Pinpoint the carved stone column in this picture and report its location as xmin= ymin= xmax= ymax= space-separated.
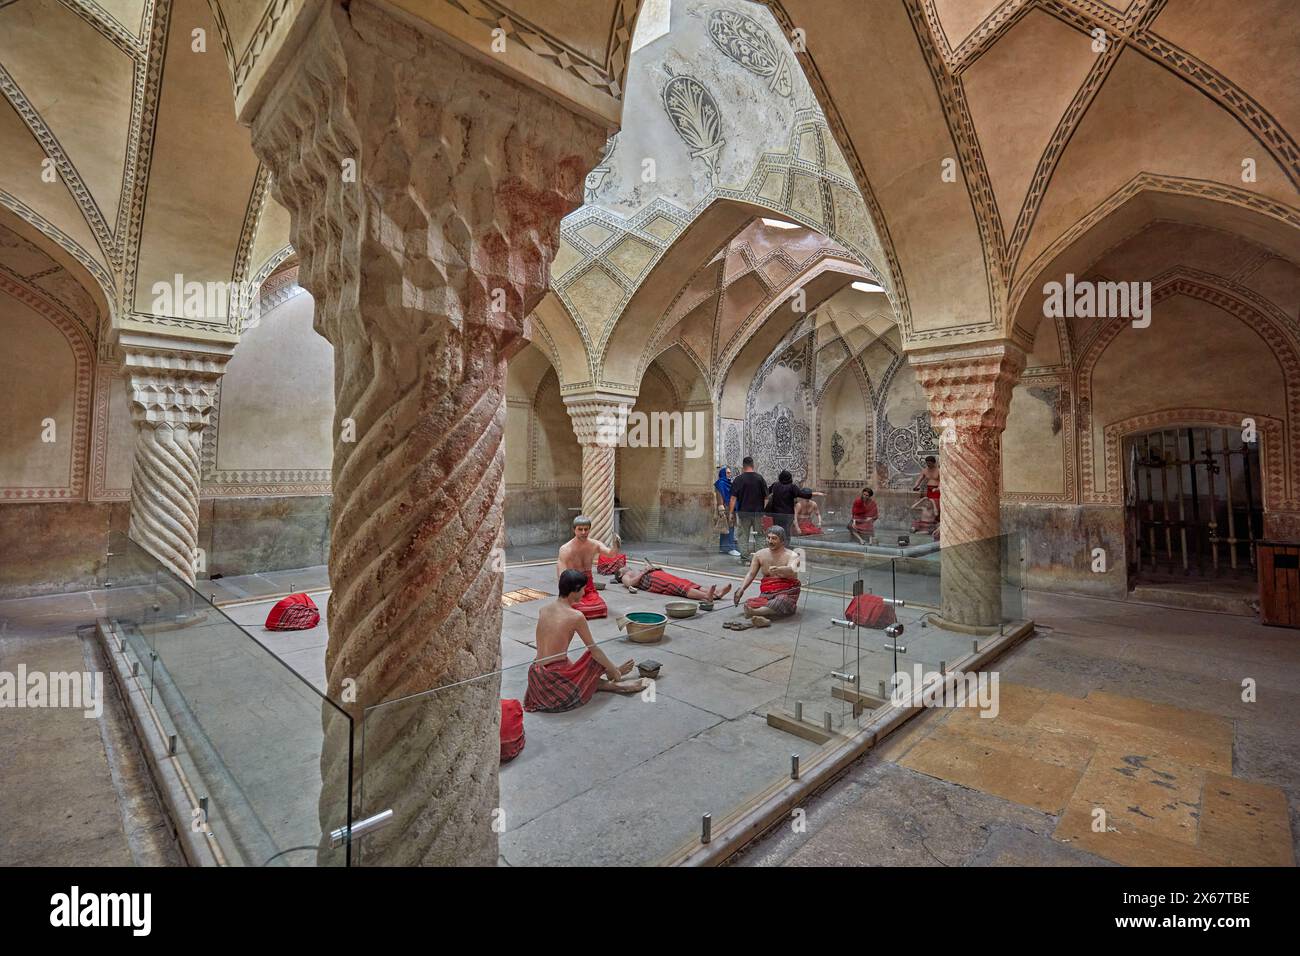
xmin=564 ymin=393 xmax=630 ymax=547
xmin=122 ymin=339 xmax=228 ymax=585
xmin=909 ymin=343 xmax=1025 ymax=629
xmin=248 ymin=1 xmax=605 ymax=865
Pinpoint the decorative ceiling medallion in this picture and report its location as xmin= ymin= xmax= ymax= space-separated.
xmin=706 ymin=8 xmax=792 ymax=98
xmin=662 ymin=67 xmax=726 ymax=179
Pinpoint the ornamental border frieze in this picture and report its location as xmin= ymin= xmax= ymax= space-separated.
xmin=89 ymin=361 xmax=129 ymax=501
xmin=120 ymin=0 xmax=171 ymax=316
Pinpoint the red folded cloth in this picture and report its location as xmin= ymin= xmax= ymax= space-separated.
xmin=500 ymin=699 xmax=525 ymax=762
xmin=265 ymin=592 xmax=320 ymax=630
xmin=844 ymin=594 xmax=897 ymax=629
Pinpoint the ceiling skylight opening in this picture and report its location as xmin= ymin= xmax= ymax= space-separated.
xmin=761 ymin=218 xmax=801 ymax=230
xmin=851 ymin=280 xmax=885 ymax=294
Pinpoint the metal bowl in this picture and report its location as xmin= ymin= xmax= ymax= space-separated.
xmin=665 ymin=601 xmax=698 ymax=619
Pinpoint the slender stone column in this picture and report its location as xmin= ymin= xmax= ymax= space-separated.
xmin=123 ymin=343 xmax=227 ymax=585
xmin=248 ymin=1 xmax=605 ymax=865
xmin=909 ymin=343 xmax=1025 ymax=629
xmin=564 ymin=394 xmax=630 ymax=546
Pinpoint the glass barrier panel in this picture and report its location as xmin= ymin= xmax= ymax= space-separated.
xmin=104 ymin=531 xmax=353 ymax=866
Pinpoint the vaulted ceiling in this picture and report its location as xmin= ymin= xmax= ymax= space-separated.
xmin=0 ymin=0 xmax=294 ymax=352
xmin=764 ymin=0 xmax=1300 ymax=347
xmin=3 ymin=0 xmax=1296 ymax=366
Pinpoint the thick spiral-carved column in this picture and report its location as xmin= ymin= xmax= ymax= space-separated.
xmin=910 ymin=343 xmax=1025 ymax=629
xmin=249 ymin=1 xmax=605 ymax=865
xmin=565 ymin=394 xmax=629 ymax=546
xmin=124 ymin=346 xmax=225 ymax=585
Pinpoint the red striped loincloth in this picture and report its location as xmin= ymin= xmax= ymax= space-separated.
xmin=523 ymin=650 xmax=606 ymax=713
xmin=597 ymin=553 xmax=627 ymax=575
xmin=643 ymin=568 xmax=697 ymax=597
xmin=745 ymin=575 xmax=801 ymax=617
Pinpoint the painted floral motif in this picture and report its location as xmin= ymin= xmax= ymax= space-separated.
xmin=831 ymin=431 xmax=845 ymax=475
xmin=707 ymin=8 xmax=793 ymax=98
xmin=662 ymin=68 xmax=725 ymax=177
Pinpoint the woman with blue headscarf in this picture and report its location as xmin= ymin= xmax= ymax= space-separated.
xmin=714 ymin=466 xmax=740 ymax=556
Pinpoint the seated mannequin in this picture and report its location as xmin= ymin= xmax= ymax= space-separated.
xmin=794 ymin=495 xmax=824 ymax=535
xmin=524 ymin=570 xmax=647 ymax=712
xmin=733 ymin=527 xmax=802 ymax=619
xmin=615 ymin=559 xmax=732 ymax=601
xmin=911 ymin=496 xmax=939 ymax=535
xmin=849 ymin=488 xmax=878 ymax=544
xmin=556 ymin=514 xmax=621 ymax=619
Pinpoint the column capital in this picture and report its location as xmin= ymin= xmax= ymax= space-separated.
xmin=249 ymin=1 xmax=606 ymax=358
xmin=563 ymin=390 xmax=637 ymax=446
xmin=121 ymin=333 xmax=231 ymax=429
xmin=908 ymin=341 xmax=1026 ymax=432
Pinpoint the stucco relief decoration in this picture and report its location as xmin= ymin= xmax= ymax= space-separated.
xmin=706 ymin=8 xmax=792 ymax=98
xmin=662 ymin=67 xmax=725 ymax=179
xmin=584 ymin=133 xmax=619 ymax=204
xmin=751 ymin=402 xmax=808 ymax=484
xmin=880 ymin=413 xmax=938 ymax=488
xmin=831 ymin=431 xmax=845 ymax=476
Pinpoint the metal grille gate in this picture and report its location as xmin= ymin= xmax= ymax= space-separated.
xmin=1123 ymin=427 xmax=1264 ymax=583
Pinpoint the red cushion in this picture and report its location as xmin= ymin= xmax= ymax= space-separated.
xmin=500 ymin=699 xmax=525 ymax=763
xmin=845 ymin=594 xmax=897 ymax=629
xmin=265 ymin=592 xmax=320 ymax=630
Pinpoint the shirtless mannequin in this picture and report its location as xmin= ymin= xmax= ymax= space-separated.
xmin=733 ymin=527 xmax=803 ymax=618
xmin=615 ymin=559 xmax=732 ymax=601
xmin=557 ymin=515 xmax=621 ymax=619
xmin=557 ymin=515 xmax=620 ymax=577
xmin=913 ymin=455 xmax=940 ymax=501
xmin=524 ymin=569 xmax=646 ymax=712
xmin=794 ymin=495 xmax=823 ymax=533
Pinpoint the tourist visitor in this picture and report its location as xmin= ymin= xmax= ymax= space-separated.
xmin=714 ymin=466 xmax=740 ymax=555
xmin=729 ymin=456 xmax=769 ymax=563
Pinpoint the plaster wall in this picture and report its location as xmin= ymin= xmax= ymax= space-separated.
xmin=0 ymin=292 xmax=77 ymax=492
xmin=206 ymin=290 xmax=333 ymax=484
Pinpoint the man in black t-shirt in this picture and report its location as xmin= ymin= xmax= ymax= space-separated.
xmin=728 ymin=456 xmax=768 ymax=562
